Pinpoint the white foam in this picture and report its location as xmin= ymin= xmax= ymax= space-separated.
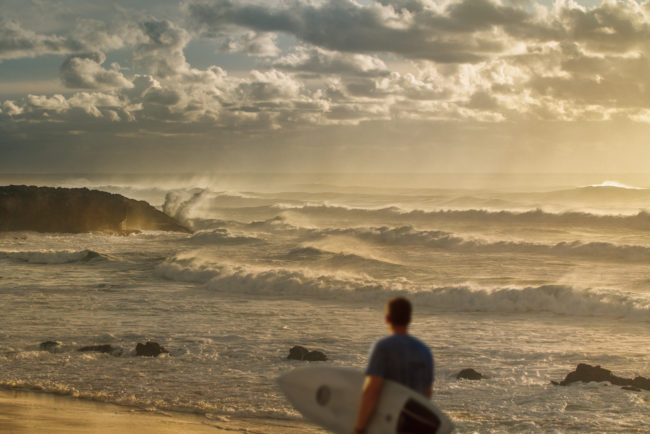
xmin=156 ymin=256 xmax=650 ymax=320
xmin=188 ymin=229 xmax=263 ymax=244
xmin=300 ymin=226 xmax=650 ymax=262
xmin=590 ymin=181 xmax=645 ymax=190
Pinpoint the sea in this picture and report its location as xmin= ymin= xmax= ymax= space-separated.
xmin=0 ymin=173 xmax=648 ymax=432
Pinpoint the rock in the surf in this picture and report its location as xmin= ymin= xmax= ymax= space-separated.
xmin=455 ymin=368 xmax=484 ymax=380
xmin=554 ymin=363 xmax=650 ymax=391
xmin=0 ymin=185 xmax=190 ymax=234
xmin=39 ymin=341 xmax=62 ymax=352
xmin=287 ymin=345 xmax=327 ymax=361
xmin=78 ymin=344 xmax=122 ymax=356
xmin=288 ymin=346 xmax=309 ymax=360
xmin=304 ymin=350 xmax=328 ymax=361
xmin=136 ymin=341 xmax=169 ymax=357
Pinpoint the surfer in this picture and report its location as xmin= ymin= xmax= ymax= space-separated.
xmin=351 ymin=297 xmax=434 ymax=434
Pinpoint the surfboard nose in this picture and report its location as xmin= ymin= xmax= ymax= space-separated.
xmin=277 ymin=367 xmax=311 ymax=395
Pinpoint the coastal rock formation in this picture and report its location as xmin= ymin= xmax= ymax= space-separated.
xmin=39 ymin=341 xmax=62 ymax=352
xmin=0 ymin=185 xmax=190 ymax=234
xmin=455 ymin=368 xmax=485 ymax=380
xmin=136 ymin=342 xmax=169 ymax=357
xmin=287 ymin=345 xmax=328 ymax=361
xmin=553 ymin=363 xmax=650 ymax=391
xmin=78 ymin=344 xmax=122 ymax=356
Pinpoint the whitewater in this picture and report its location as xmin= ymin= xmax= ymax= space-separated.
xmin=0 ymin=174 xmax=648 ymax=432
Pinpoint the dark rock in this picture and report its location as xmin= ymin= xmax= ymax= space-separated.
xmin=622 ymin=386 xmax=641 ymax=392
xmin=78 ymin=344 xmax=122 ymax=356
xmin=632 ymin=376 xmax=650 ymax=390
xmin=287 ymin=346 xmax=309 ymax=360
xmin=455 ymin=368 xmax=484 ymax=380
xmin=555 ymin=364 xmax=649 ymax=391
xmin=0 ymin=185 xmax=190 ymax=234
xmin=39 ymin=341 xmax=62 ymax=352
xmin=136 ymin=341 xmax=169 ymax=357
xmin=304 ymin=350 xmax=327 ymax=362
xmin=287 ymin=345 xmax=327 ymax=361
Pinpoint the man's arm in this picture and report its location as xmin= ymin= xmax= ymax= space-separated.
xmin=426 ymin=385 xmax=432 ymax=399
xmin=350 ymin=375 xmax=383 ymax=434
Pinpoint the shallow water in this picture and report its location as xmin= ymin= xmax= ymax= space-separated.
xmin=0 ymin=175 xmax=649 ymax=432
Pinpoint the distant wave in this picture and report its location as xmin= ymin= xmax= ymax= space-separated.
xmin=0 ymin=249 xmax=104 ymax=264
xmin=284 ymin=246 xmax=400 ymax=269
xmin=311 ymin=226 xmax=650 ymax=262
xmin=183 ymin=220 xmax=650 ymax=263
xmin=159 ymin=185 xmax=650 ymax=230
xmin=187 ymin=204 xmax=650 ymax=231
xmin=588 ymin=181 xmax=645 ymax=190
xmin=188 ymin=229 xmax=263 ymax=244
xmin=275 ymin=206 xmax=650 ymax=231
xmin=155 ymin=257 xmax=649 ymax=320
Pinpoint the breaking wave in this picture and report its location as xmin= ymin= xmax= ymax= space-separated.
xmin=312 ymin=226 xmax=650 ymax=262
xmin=0 ymin=249 xmax=104 ymax=264
xmin=188 ymin=229 xmax=263 ymax=244
xmin=155 ymin=256 xmax=649 ymax=320
xmin=279 ymin=206 xmax=650 ymax=230
xmin=284 ymin=246 xmax=400 ymax=269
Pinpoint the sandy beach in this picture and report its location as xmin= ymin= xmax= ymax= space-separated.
xmin=0 ymin=390 xmax=324 ymax=433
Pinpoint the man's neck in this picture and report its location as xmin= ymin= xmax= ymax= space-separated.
xmin=390 ymin=325 xmax=408 ymax=335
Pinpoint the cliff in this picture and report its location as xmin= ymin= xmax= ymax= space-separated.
xmin=0 ymin=185 xmax=190 ymax=234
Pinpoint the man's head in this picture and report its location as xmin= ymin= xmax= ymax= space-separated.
xmin=385 ymin=297 xmax=412 ymax=327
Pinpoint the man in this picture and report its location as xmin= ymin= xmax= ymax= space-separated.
xmin=351 ymin=297 xmax=434 ymax=434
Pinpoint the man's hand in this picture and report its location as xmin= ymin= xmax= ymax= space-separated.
xmin=350 ymin=375 xmax=383 ymax=434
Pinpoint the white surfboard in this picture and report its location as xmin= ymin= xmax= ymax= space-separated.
xmin=278 ymin=366 xmax=454 ymax=434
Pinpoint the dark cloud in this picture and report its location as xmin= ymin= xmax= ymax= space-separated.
xmin=558 ymin=1 xmax=650 ymax=52
xmin=133 ymin=19 xmax=191 ymax=77
xmin=0 ymin=20 xmax=82 ymax=59
xmin=186 ymin=0 xmax=502 ymax=63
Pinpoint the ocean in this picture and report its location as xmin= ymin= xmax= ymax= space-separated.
xmin=0 ymin=173 xmax=648 ymax=432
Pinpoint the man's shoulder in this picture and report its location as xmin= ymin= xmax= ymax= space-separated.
xmin=373 ymin=334 xmax=430 ymax=351
xmin=372 ymin=334 xmax=402 ymax=349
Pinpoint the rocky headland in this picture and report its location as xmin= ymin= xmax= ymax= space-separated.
xmin=0 ymin=185 xmax=190 ymax=234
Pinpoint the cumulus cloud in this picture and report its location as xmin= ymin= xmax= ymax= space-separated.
xmin=133 ymin=19 xmax=192 ymax=77
xmin=271 ymin=46 xmax=390 ymax=77
xmin=186 ymin=0 xmax=511 ymax=63
xmin=0 ymin=16 xmax=137 ymax=60
xmin=5 ymin=0 xmax=650 ymax=137
xmin=185 ymin=0 xmax=650 ymax=66
xmin=213 ymin=30 xmax=280 ymax=56
xmin=0 ymin=20 xmax=81 ymax=59
xmin=60 ymin=52 xmax=133 ymax=90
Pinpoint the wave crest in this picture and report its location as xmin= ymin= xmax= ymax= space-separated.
xmin=0 ymin=249 xmax=104 ymax=264
xmin=188 ymin=229 xmax=263 ymax=244
xmin=155 ymin=256 xmax=649 ymax=320
xmin=306 ymin=226 xmax=650 ymax=262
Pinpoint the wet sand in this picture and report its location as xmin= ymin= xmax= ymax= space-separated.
xmin=0 ymin=389 xmax=324 ymax=433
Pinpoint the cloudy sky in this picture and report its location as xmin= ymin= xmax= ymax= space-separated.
xmin=1 ymin=0 xmax=650 ymax=174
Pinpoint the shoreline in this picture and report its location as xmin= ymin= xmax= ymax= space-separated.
xmin=0 ymin=389 xmax=324 ymax=433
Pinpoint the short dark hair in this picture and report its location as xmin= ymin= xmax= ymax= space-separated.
xmin=386 ymin=297 xmax=411 ymax=326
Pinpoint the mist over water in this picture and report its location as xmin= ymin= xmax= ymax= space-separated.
xmin=1 ymin=173 xmax=649 ymax=431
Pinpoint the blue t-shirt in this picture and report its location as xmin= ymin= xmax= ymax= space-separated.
xmin=365 ymin=334 xmax=434 ymax=396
